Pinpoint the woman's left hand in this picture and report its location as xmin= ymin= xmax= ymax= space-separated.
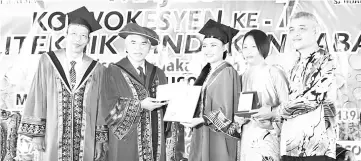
xmin=253 ymin=118 xmax=274 ymax=130
xmin=252 ymin=105 xmax=277 ymax=120
xmin=181 ymin=117 xmax=205 ymax=128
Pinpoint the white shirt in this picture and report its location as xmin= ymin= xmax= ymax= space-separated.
xmin=128 ymin=57 xmax=145 ymax=75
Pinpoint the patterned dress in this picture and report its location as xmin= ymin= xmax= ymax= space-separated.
xmin=239 ymin=64 xmax=289 ymax=161
xmin=278 ymin=48 xmax=336 ymax=160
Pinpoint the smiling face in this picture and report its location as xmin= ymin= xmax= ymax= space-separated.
xmin=65 ymin=24 xmax=90 ymax=54
xmin=201 ymin=37 xmax=225 ymax=64
xmin=125 ymin=34 xmax=151 ymax=63
xmin=242 ymin=35 xmax=265 ymax=66
xmin=289 ymin=17 xmax=318 ymax=51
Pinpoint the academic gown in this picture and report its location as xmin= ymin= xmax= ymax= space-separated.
xmin=189 ymin=61 xmax=241 ymax=161
xmin=98 ymin=57 xmax=169 ymax=161
xmin=18 ymin=49 xmax=105 ymax=161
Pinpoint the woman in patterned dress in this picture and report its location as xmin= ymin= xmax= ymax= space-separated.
xmin=238 ymin=29 xmax=289 ymax=161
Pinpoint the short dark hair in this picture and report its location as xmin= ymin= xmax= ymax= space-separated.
xmin=290 ymin=12 xmax=319 ymax=25
xmin=243 ymin=29 xmax=270 ymax=59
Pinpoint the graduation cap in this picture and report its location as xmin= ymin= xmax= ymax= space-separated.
xmin=58 ymin=6 xmax=102 ymax=33
xmin=118 ymin=22 xmax=159 ymax=46
xmin=199 ymin=19 xmax=239 ymax=53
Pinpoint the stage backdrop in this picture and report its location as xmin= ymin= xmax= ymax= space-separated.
xmin=0 ymin=0 xmax=360 ymax=160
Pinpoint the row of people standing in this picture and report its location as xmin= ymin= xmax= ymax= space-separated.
xmin=181 ymin=11 xmax=335 ymax=161
xmin=16 ymin=5 xmax=354 ymax=161
xmin=16 ymin=6 xmax=180 ymax=161
xmin=185 ymin=11 xmax=353 ymax=161
xmin=185 ymin=12 xmax=340 ymax=161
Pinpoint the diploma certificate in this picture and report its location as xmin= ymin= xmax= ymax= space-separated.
xmin=159 ymin=84 xmax=202 ymax=122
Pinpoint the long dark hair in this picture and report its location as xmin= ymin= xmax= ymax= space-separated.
xmin=193 ymin=63 xmax=211 ymax=86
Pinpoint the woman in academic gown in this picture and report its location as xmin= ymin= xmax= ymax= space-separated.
xmin=181 ymin=19 xmax=241 ymax=161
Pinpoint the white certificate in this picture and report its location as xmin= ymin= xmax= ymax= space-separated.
xmin=162 ymin=84 xmax=202 ymax=122
xmin=156 ymin=83 xmax=183 ymax=101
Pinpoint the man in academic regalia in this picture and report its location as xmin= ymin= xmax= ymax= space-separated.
xmin=18 ymin=6 xmax=107 ymax=161
xmin=97 ymin=22 xmax=176 ymax=161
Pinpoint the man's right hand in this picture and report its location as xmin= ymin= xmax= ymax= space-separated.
xmin=31 ymin=137 xmax=45 ymax=152
xmin=141 ymin=97 xmax=168 ymax=111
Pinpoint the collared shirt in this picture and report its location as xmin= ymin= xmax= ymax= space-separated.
xmin=63 ymin=53 xmax=84 ymax=88
xmin=128 ymin=56 xmax=145 ymax=75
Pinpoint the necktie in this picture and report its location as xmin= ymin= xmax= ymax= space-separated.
xmin=70 ymin=61 xmax=76 ymax=89
xmin=137 ymin=66 xmax=145 ymax=83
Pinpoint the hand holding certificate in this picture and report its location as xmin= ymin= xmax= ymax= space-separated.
xmin=157 ymin=83 xmax=202 ymax=123
xmin=140 ymin=97 xmax=168 ymax=111
xmin=180 ymin=117 xmax=205 ymax=128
